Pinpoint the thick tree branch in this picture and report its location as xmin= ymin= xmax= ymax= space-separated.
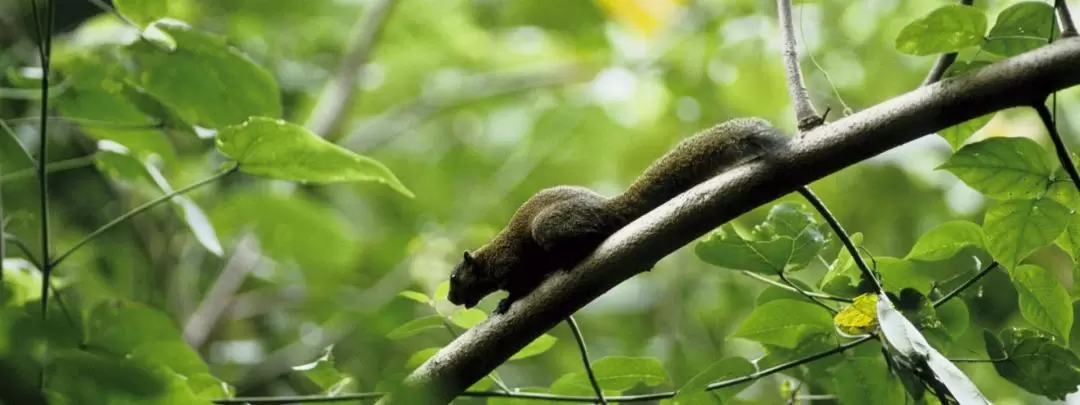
xmin=305 ymin=0 xmax=398 ymax=140
xmin=777 ymin=0 xmax=821 ymax=130
xmin=381 ymin=38 xmax=1080 ymax=404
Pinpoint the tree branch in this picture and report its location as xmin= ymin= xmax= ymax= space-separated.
xmin=381 ymin=38 xmax=1080 ymax=404
xmin=305 ymin=0 xmax=399 ymax=140
xmin=777 ymin=0 xmax=821 ymax=130
xmin=1057 ymin=0 xmax=1078 ymax=38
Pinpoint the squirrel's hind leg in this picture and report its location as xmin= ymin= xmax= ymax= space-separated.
xmin=530 ymin=195 xmax=622 ymax=270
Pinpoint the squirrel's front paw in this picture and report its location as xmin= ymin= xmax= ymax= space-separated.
xmin=493 ymin=298 xmax=513 ymax=315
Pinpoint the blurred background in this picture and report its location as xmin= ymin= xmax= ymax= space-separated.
xmin=2 ymin=0 xmax=1080 ymax=403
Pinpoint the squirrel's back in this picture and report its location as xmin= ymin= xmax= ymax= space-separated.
xmin=608 ymin=118 xmax=787 ymax=219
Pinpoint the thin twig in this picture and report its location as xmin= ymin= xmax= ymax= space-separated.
xmin=932 ymin=261 xmax=998 ymax=307
xmin=306 ymin=0 xmax=399 ymax=140
xmin=705 ymin=335 xmax=877 ymax=392
xmin=796 ymin=186 xmax=882 ymax=293
xmin=777 ymin=0 xmax=820 ymax=130
xmin=1033 ymin=102 xmax=1080 ymax=193
xmin=566 ymin=316 xmax=607 ymax=405
xmin=31 ymin=0 xmax=55 ymax=332
xmin=3 ymin=233 xmax=42 ymax=270
xmin=949 ymin=356 xmax=1008 ymax=363
xmin=0 ymin=153 xmax=99 ymax=184
xmin=5 ymin=116 xmax=165 ymax=130
xmin=49 ymin=164 xmax=238 ymax=269
xmin=183 ymin=234 xmax=261 ymax=348
xmin=741 ymin=271 xmax=853 ymax=303
xmin=1057 ymin=0 xmax=1078 ymax=38
xmin=921 ymin=0 xmax=974 ymax=86
xmin=778 ymin=272 xmax=837 ymax=314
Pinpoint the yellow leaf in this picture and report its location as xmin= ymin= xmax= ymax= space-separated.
xmin=834 ymin=293 xmax=879 ymax=335
xmin=594 ymin=0 xmax=685 ymax=37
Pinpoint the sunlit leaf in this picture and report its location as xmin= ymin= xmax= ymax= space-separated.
xmin=397 ymin=291 xmax=431 ymax=304
xmin=985 ymin=328 xmax=1080 ymax=400
xmin=834 ymin=293 xmax=879 ymax=336
xmin=1009 ymin=264 xmax=1073 ymax=340
xmin=983 ymin=198 xmax=1071 ymax=270
xmin=895 ymin=5 xmax=987 ymax=55
xmin=114 ymin=0 xmax=170 ymax=27
xmin=696 ymin=203 xmax=826 ymax=274
xmin=449 ymin=308 xmax=487 ymax=329
xmin=129 ymin=341 xmax=210 ymax=377
xmin=733 ymin=299 xmax=834 ymax=349
xmin=128 ymin=19 xmax=281 ymax=128
xmin=670 ymin=357 xmax=754 ymax=404
xmin=589 ymin=356 xmax=669 ymax=390
xmin=939 ymin=137 xmax=1053 ymax=200
xmin=87 ymin=300 xmax=184 ymax=356
xmin=216 ymin=117 xmax=412 ymax=197
xmin=509 ymin=334 xmax=557 ymax=360
xmin=905 ymin=220 xmax=986 ymax=261
xmin=982 ymin=2 xmax=1054 ymax=57
xmin=385 ymin=315 xmax=445 ymax=340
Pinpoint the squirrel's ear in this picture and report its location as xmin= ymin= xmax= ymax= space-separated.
xmin=463 ymin=251 xmax=475 ymax=265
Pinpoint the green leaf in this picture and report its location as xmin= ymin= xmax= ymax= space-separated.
xmin=985 ymin=328 xmax=1080 ymax=400
xmin=509 ymin=334 xmax=557 ymax=361
xmin=670 ymin=357 xmax=754 ymax=404
xmin=1056 ymin=215 xmax=1080 ymax=261
xmin=982 ymin=2 xmax=1054 ymax=57
xmin=895 ymin=5 xmax=987 ymax=55
xmin=129 ymin=341 xmax=210 ymax=377
xmin=187 ymin=373 xmax=234 ymax=400
xmin=878 ymin=257 xmax=935 ymax=295
xmin=939 ymin=137 xmax=1053 ymax=200
xmin=211 ymin=190 xmax=360 ymax=271
xmin=46 ymin=349 xmax=170 ymax=400
xmin=128 ymin=19 xmax=281 ymax=128
xmin=113 ymin=0 xmax=170 ymax=26
xmin=87 ymin=300 xmax=184 ymax=356
xmin=216 ymin=117 xmax=413 ymax=197
xmin=397 ymin=291 xmax=431 ymax=304
xmin=695 ymin=203 xmax=826 ymax=274
xmin=292 ymin=347 xmax=353 ymax=393
xmin=0 ymin=120 xmax=33 ymax=175
xmin=983 ymin=198 xmax=1072 ymax=270
xmin=830 ymin=357 xmax=906 ymax=405
xmin=905 ymin=220 xmax=986 ymax=261
xmin=589 ymin=356 xmax=669 ymax=391
xmin=449 ymin=308 xmax=487 ymax=329
xmin=386 ymin=315 xmax=445 ymax=340
xmin=52 ymin=55 xmax=175 ymax=159
xmin=820 ymin=232 xmax=864 ymax=297
xmin=405 ymin=347 xmax=441 ymax=369
xmin=732 ymin=299 xmax=834 ymax=349
xmin=1009 ymin=264 xmax=1073 ymax=341
xmin=937 ymin=298 xmax=970 ymax=340
xmin=937 ymin=113 xmax=994 ymax=150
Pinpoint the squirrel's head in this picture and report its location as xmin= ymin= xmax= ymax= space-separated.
xmin=448 ymin=251 xmax=498 ymax=308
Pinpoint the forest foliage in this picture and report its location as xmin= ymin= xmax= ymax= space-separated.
xmin=2 ymin=0 xmax=1080 ymax=404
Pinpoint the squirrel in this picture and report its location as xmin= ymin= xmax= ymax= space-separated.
xmin=447 ymin=117 xmax=789 ymax=314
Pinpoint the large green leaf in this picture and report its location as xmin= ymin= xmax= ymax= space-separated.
xmin=87 ymin=300 xmax=184 ymax=356
xmin=113 ymin=0 xmax=170 ymax=26
xmin=669 ymin=357 xmax=754 ymax=404
xmin=830 ymin=357 xmax=906 ymax=405
xmin=216 ymin=117 xmax=413 ymax=197
xmin=985 ymin=328 xmax=1080 ymax=400
xmin=385 ymin=315 xmax=444 ymax=340
xmin=895 ymin=5 xmax=987 ymax=55
xmin=939 ymin=137 xmax=1053 ymax=200
xmin=1056 ymin=215 xmax=1080 ymax=262
xmin=732 ymin=299 xmax=833 ymax=349
xmin=128 ymin=19 xmax=281 ymax=129
xmin=695 ymin=203 xmax=826 ymax=274
xmin=509 ymin=334 xmax=557 ymax=361
xmin=982 ymin=2 xmax=1054 ymax=57
xmin=588 ymin=356 xmax=669 ymax=391
xmin=937 ymin=113 xmax=994 ymax=150
xmin=983 ymin=198 xmax=1071 ymax=270
xmin=905 ymin=220 xmax=986 ymax=261
xmin=53 ymin=55 xmax=175 ymax=159
xmin=1009 ymin=265 xmax=1073 ymax=341
xmin=129 ymin=341 xmax=210 ymax=377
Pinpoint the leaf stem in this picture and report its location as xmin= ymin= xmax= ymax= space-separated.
xmin=0 ymin=153 xmax=99 ymax=185
xmin=49 ymin=164 xmax=239 ymax=269
xmin=777 ymin=271 xmax=838 ymax=314
xmin=932 ymin=261 xmax=999 ymax=307
xmin=566 ymin=315 xmax=607 ymax=405
xmin=797 ymin=186 xmax=883 ymax=293
xmin=741 ymin=271 xmax=853 ymax=303
xmin=1033 ymin=103 xmax=1080 ymax=194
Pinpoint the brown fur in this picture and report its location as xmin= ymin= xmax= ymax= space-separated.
xmin=447 ymin=118 xmax=788 ymax=314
